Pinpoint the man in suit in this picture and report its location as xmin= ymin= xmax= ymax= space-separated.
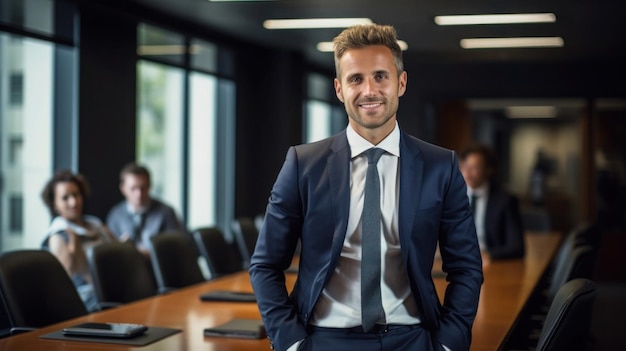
xmin=106 ymin=163 xmax=184 ymax=257
xmin=459 ymin=144 xmax=525 ymax=260
xmin=250 ymin=24 xmax=483 ymax=351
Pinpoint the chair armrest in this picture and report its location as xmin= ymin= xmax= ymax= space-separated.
xmin=7 ymin=327 xmax=37 ymax=335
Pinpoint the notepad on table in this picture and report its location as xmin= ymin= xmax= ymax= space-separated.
xmin=203 ymin=319 xmax=266 ymax=339
xmin=199 ymin=290 xmax=256 ymax=302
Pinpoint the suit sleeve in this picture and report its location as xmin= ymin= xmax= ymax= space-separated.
xmin=489 ymin=195 xmax=525 ymax=259
xmin=435 ymin=152 xmax=484 ymax=351
xmin=249 ymin=147 xmax=308 ymax=351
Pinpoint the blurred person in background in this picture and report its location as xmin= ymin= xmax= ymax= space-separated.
xmin=106 ymin=162 xmax=184 ymax=258
xmin=41 ymin=170 xmax=118 ymax=312
xmin=460 ymin=144 xmax=525 ymax=261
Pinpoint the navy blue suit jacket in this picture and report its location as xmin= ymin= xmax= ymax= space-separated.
xmin=484 ymin=184 xmax=525 ymax=259
xmin=249 ymin=130 xmax=483 ymax=351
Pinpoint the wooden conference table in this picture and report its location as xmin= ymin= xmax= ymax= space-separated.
xmin=0 ymin=232 xmax=560 ymax=351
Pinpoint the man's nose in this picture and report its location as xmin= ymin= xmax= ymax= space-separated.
xmin=363 ymin=77 xmax=376 ymax=96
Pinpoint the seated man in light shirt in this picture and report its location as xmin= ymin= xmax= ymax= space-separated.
xmin=460 ymin=144 xmax=525 ymax=261
xmin=106 ymin=162 xmax=185 ymax=257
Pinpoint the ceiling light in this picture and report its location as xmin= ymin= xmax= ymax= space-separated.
xmin=435 ymin=13 xmax=556 ymax=26
xmin=317 ymin=40 xmax=408 ymax=52
xmin=505 ymin=106 xmax=558 ymax=119
xmin=264 ymin=18 xmax=372 ymax=30
xmin=460 ymin=37 xmax=564 ymax=49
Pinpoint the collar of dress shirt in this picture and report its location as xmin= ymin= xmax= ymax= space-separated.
xmin=346 ymin=121 xmax=400 ymax=159
xmin=126 ymin=200 xmax=151 ymax=216
xmin=468 ymin=182 xmax=490 ymax=198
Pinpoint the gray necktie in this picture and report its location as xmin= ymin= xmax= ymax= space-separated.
xmin=361 ymin=147 xmax=386 ymax=332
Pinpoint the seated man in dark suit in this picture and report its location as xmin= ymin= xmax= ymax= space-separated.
xmin=460 ymin=144 xmax=525 ymax=260
xmin=106 ymin=163 xmax=184 ymax=257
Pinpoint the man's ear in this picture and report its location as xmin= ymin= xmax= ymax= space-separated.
xmin=398 ymin=71 xmax=407 ymax=97
xmin=334 ymin=78 xmax=344 ymax=103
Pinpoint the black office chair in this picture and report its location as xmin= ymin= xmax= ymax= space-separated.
xmin=150 ymin=232 xmax=205 ymax=293
xmin=522 ymin=244 xmax=596 ymax=341
xmin=88 ymin=242 xmax=157 ymax=305
xmin=547 ymin=245 xmax=595 ymax=301
xmin=0 ymin=301 xmax=11 ymax=338
xmin=549 ymin=224 xmax=596 ymax=281
xmin=231 ymin=217 xmax=259 ymax=268
xmin=193 ymin=227 xmax=243 ymax=279
xmin=0 ymin=250 xmax=87 ymax=336
xmin=535 ymin=278 xmax=596 ymax=351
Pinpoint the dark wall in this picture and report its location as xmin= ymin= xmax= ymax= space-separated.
xmin=77 ymin=3 xmax=137 ymax=219
xmin=234 ymin=46 xmax=305 ymax=217
xmin=403 ymin=58 xmax=626 ymax=99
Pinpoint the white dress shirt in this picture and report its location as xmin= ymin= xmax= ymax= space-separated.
xmin=467 ymin=183 xmax=489 ymax=252
xmin=311 ymin=122 xmax=420 ymax=327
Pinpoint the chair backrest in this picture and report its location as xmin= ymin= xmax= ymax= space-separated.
xmin=149 ymin=233 xmax=205 ymax=292
xmin=552 ymin=224 xmax=597 ymax=277
xmin=536 ymin=278 xmax=596 ymax=351
xmin=0 ymin=250 xmax=87 ymax=328
xmin=88 ymin=242 xmax=157 ymax=304
xmin=193 ymin=227 xmax=242 ymax=278
xmin=231 ymin=217 xmax=259 ymax=267
xmin=548 ymin=245 xmax=594 ymax=301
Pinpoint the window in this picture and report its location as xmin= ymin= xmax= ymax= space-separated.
xmin=136 ymin=60 xmax=185 ymax=215
xmin=0 ymin=34 xmax=57 ymax=251
xmin=305 ymin=100 xmax=332 ymax=143
xmin=187 ymin=73 xmax=217 ymax=228
xmin=0 ymin=0 xmax=55 ymax=36
xmin=137 ymin=23 xmax=185 ymax=66
xmin=137 ymin=23 xmax=236 ymax=233
xmin=303 ymin=72 xmax=345 ymax=143
xmin=0 ymin=0 xmax=77 ymax=252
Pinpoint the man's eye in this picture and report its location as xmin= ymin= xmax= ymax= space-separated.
xmin=350 ymin=76 xmax=361 ymax=83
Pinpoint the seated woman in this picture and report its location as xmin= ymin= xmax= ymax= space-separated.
xmin=41 ymin=170 xmax=118 ymax=312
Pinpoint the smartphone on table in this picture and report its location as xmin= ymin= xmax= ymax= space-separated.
xmin=62 ymin=322 xmax=148 ymax=338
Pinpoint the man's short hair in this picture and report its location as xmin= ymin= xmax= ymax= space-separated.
xmin=120 ymin=162 xmax=151 ymax=184
xmin=460 ymin=144 xmax=497 ymax=170
xmin=333 ymin=24 xmax=404 ymax=78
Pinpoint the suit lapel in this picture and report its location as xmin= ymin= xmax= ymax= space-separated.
xmin=326 ymin=132 xmax=352 ymax=271
xmin=398 ymin=132 xmax=424 ymax=262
